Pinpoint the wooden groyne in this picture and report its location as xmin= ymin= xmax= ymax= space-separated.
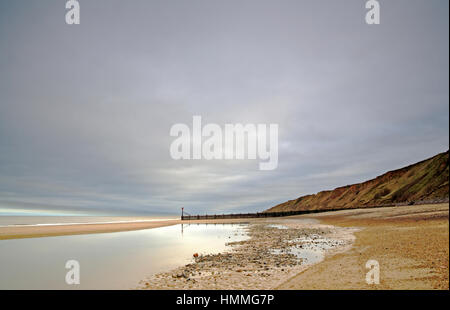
xmin=182 ymin=208 xmax=363 ymax=220
xmin=182 ymin=210 xmax=306 ymax=220
xmin=180 ymin=198 xmax=449 ymax=220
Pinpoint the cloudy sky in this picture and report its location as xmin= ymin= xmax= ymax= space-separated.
xmin=0 ymin=0 xmax=448 ymax=216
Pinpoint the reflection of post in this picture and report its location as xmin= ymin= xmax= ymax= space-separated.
xmin=181 ymin=223 xmax=184 ymax=237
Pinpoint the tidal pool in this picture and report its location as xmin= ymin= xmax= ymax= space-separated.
xmin=0 ymin=223 xmax=248 ymax=289
xmin=270 ymin=234 xmax=347 ymax=265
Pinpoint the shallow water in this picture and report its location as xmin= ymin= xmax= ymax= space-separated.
xmin=266 ymin=224 xmax=289 ymax=229
xmin=270 ymin=234 xmax=347 ymax=265
xmin=0 ymin=223 xmax=248 ymax=289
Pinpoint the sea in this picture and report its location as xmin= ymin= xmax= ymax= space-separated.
xmin=0 ymin=216 xmax=249 ymax=289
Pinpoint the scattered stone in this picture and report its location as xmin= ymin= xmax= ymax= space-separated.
xmin=140 ymin=222 xmax=354 ymax=290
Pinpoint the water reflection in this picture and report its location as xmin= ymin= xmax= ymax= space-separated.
xmin=0 ymin=223 xmax=248 ymax=289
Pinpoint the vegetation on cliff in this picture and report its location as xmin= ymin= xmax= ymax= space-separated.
xmin=266 ymin=151 xmax=449 ymax=212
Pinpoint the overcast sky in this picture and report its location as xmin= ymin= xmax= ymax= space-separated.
xmin=0 ymin=0 xmax=448 ymax=216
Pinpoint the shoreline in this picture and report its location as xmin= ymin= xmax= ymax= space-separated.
xmin=138 ymin=203 xmax=448 ymax=290
xmin=0 ymin=203 xmax=447 ymax=289
xmin=278 ymin=203 xmax=449 ymax=289
xmin=0 ymin=217 xmax=256 ymax=240
xmin=0 ymin=220 xmax=181 ymax=240
xmin=1 ymin=203 xmax=448 ymax=242
xmin=139 ymin=218 xmax=358 ymax=289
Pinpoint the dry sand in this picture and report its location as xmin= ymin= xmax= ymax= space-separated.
xmin=1 ymin=203 xmax=447 ymax=290
xmin=0 ymin=218 xmax=256 ymax=240
xmin=139 ymin=203 xmax=448 ymax=290
xmin=278 ymin=203 xmax=449 ymax=290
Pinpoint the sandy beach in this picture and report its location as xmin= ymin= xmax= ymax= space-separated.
xmin=1 ymin=203 xmax=448 ymax=290
xmin=0 ymin=220 xmax=182 ymax=240
xmin=278 ymin=203 xmax=449 ymax=290
xmin=0 ymin=217 xmax=255 ymax=240
xmin=139 ymin=203 xmax=448 ymax=290
xmin=139 ymin=218 xmax=357 ymax=289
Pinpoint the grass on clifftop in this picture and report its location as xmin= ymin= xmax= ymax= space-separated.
xmin=267 ymin=151 xmax=449 ymax=212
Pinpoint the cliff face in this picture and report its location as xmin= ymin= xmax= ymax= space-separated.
xmin=266 ymin=151 xmax=449 ymax=212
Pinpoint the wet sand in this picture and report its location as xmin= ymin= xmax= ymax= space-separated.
xmin=0 ymin=218 xmax=255 ymax=240
xmin=139 ymin=219 xmax=357 ymax=289
xmin=278 ymin=203 xmax=449 ymax=290
xmin=140 ymin=203 xmax=448 ymax=290
xmin=1 ymin=203 xmax=447 ymax=290
xmin=0 ymin=220 xmax=181 ymax=240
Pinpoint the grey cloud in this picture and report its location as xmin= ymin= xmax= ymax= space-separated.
xmin=0 ymin=0 xmax=448 ymax=215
